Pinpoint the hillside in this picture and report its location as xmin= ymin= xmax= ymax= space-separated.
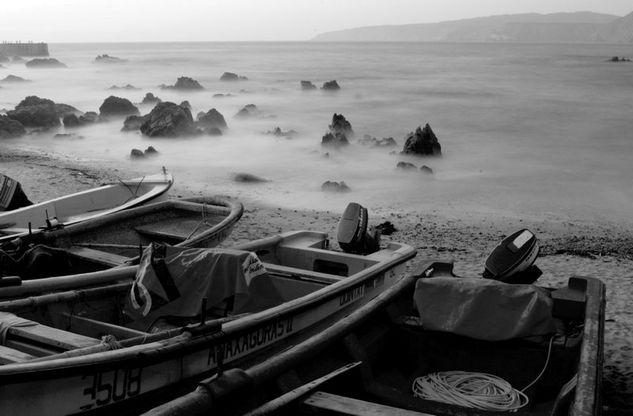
xmin=312 ymin=11 xmax=633 ymax=43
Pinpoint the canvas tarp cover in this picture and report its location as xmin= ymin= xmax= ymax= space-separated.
xmin=124 ymin=243 xmax=267 ymax=325
xmin=414 ymin=277 xmax=555 ymax=341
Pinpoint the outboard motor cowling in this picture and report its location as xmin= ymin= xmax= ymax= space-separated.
xmin=337 ymin=202 xmax=380 ymax=255
xmin=483 ymin=229 xmax=542 ymax=284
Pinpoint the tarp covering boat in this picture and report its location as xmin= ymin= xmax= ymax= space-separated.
xmin=414 ymin=276 xmax=556 ymax=341
xmin=125 ymin=243 xmax=267 ymax=329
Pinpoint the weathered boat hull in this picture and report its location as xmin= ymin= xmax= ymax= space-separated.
xmin=0 ymin=231 xmax=416 ymax=415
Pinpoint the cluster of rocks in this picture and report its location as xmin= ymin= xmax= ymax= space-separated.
xmin=321 ymin=181 xmax=351 ymax=193
xmin=608 ymin=56 xmax=631 ymax=62
xmin=301 ymin=80 xmax=341 ymax=91
xmin=358 ymin=135 xmax=397 ymax=147
xmin=5 ymin=96 xmax=79 ymax=129
xmin=25 ymin=58 xmax=67 ymax=68
xmin=130 ymin=146 xmax=158 ymax=159
xmin=396 ymin=161 xmax=433 ymax=174
xmin=220 ymin=72 xmax=248 ymax=81
xmin=95 ymin=54 xmax=126 ymax=64
xmin=321 ymin=113 xmax=353 ymax=148
xmin=264 ymin=126 xmax=297 ymax=138
xmin=141 ymin=93 xmax=161 ymax=105
xmin=196 ymin=108 xmax=227 ymax=135
xmin=109 ymin=84 xmax=139 ymax=90
xmin=63 ymin=112 xmax=98 ymax=128
xmin=160 ymin=76 xmax=204 ymax=90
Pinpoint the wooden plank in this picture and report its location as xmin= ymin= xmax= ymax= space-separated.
xmin=61 ymin=313 xmax=148 ymax=340
xmin=66 ymin=246 xmax=130 ymax=267
xmin=264 ymin=263 xmax=342 ymax=284
xmin=6 ymin=315 xmax=101 ymax=350
xmin=0 ymin=345 xmax=36 ymax=364
xmin=303 ymin=391 xmax=434 ymax=416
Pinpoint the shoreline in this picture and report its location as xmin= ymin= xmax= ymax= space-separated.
xmin=1 ymin=144 xmax=632 ymax=407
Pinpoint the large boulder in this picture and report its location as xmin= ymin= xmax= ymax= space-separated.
xmin=321 ymin=113 xmax=353 ymax=148
xmin=300 ymin=80 xmax=316 ymax=90
xmin=321 ymin=80 xmax=341 ymax=91
xmin=1 ymin=75 xmax=30 ymax=83
xmin=401 ymin=123 xmax=442 ymax=156
xmin=140 ymin=102 xmax=199 ymax=137
xmin=6 ymin=96 xmax=63 ymax=128
xmin=197 ymin=108 xmax=227 ymax=131
xmin=0 ymin=115 xmax=26 ymax=138
xmin=121 ymin=114 xmax=150 ymax=131
xmin=95 ymin=54 xmax=126 ymax=64
xmin=63 ymin=114 xmax=80 ymax=128
xmin=220 ymin=72 xmax=248 ymax=81
xmin=25 ymin=58 xmax=67 ymax=68
xmin=234 ymin=104 xmax=258 ymax=118
xmin=99 ymin=96 xmax=140 ymax=118
xmin=79 ymin=111 xmax=98 ymax=124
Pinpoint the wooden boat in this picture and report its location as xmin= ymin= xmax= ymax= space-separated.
xmin=0 ymin=171 xmax=174 ymax=243
xmin=147 ymin=261 xmax=606 ymax=416
xmin=0 ymin=196 xmax=244 ymax=285
xmin=0 ymin=230 xmax=416 ymax=415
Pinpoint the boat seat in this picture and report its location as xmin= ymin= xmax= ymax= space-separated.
xmin=303 ymin=391 xmax=432 ymax=416
xmin=66 ymin=246 xmax=131 ymax=267
xmin=263 ymin=263 xmax=342 ymax=284
xmin=0 ymin=345 xmax=36 ymax=364
xmin=1 ymin=312 xmax=101 ymax=356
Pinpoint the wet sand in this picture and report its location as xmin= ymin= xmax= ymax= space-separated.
xmin=1 ymin=144 xmax=632 ymax=409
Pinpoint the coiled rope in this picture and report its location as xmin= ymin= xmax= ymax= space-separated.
xmin=412 ymin=336 xmax=554 ymax=411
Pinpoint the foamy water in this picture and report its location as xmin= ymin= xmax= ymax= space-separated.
xmin=2 ymin=42 xmax=633 ymax=224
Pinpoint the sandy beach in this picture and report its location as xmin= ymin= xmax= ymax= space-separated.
xmin=2 ymin=143 xmax=632 ymax=409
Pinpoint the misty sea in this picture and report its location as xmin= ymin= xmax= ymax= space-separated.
xmin=1 ymin=41 xmax=632 ymax=224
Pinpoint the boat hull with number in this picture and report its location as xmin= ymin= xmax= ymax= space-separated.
xmin=0 ymin=230 xmax=416 ymax=415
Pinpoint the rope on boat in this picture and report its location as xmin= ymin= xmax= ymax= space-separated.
xmin=185 ymin=202 xmax=213 ymax=240
xmin=411 ymin=336 xmax=554 ymax=412
xmin=0 ymin=312 xmax=37 ymax=344
xmin=100 ymin=334 xmax=123 ymax=350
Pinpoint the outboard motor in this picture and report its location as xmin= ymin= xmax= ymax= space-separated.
xmin=337 ymin=202 xmax=380 ymax=255
xmin=483 ymin=229 xmax=542 ymax=284
xmin=0 ymin=174 xmax=33 ymax=211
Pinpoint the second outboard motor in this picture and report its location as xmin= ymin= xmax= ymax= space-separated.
xmin=483 ymin=229 xmax=542 ymax=284
xmin=337 ymin=202 xmax=380 ymax=255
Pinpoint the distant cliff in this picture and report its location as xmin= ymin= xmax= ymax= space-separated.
xmin=312 ymin=11 xmax=633 ymax=43
xmin=0 ymin=42 xmax=49 ymax=56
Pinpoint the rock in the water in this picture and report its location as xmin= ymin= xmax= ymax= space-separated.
xmin=140 ymin=102 xmax=199 ymax=137
xmin=321 ymin=181 xmax=351 ymax=192
xmin=396 ymin=161 xmax=417 ymax=170
xmin=234 ymin=104 xmax=258 ymax=118
xmin=109 ymin=84 xmax=139 ymax=90
xmin=301 ymin=80 xmax=317 ymax=90
xmin=63 ymin=114 xmax=80 ymax=127
xmin=321 ymin=113 xmax=353 ymax=148
xmin=95 ymin=54 xmax=126 ymax=64
xmin=265 ymin=126 xmax=297 ymax=138
xmin=180 ymin=101 xmax=192 ymax=110
xmin=401 ymin=123 xmax=442 ymax=156
xmin=321 ymin=80 xmax=340 ymax=91
xmin=121 ymin=114 xmax=150 ymax=131
xmin=359 ymin=134 xmax=397 ymax=147
xmin=608 ymin=56 xmax=631 ymax=62
xmin=220 ymin=72 xmax=248 ymax=81
xmin=145 ymin=146 xmax=159 ymax=156
xmin=162 ymin=76 xmax=204 ymax=90
xmin=25 ymin=58 xmax=67 ymax=68
xmin=99 ymin=96 xmax=140 ymax=118
xmin=130 ymin=148 xmax=145 ymax=159
xmin=7 ymin=96 xmax=62 ymax=128
xmin=141 ymin=92 xmax=161 ymax=105
xmin=53 ymin=133 xmax=83 ymax=139
xmin=420 ymin=165 xmax=434 ymax=174
xmin=1 ymin=75 xmax=30 ymax=83
xmin=197 ymin=108 xmax=228 ymax=131
xmin=376 ymin=221 xmax=397 ymax=235
xmin=0 ymin=115 xmax=26 ymax=138
xmin=213 ymin=93 xmax=232 ymax=98
xmin=79 ymin=111 xmax=98 ymax=124
xmin=232 ymin=173 xmax=269 ymax=183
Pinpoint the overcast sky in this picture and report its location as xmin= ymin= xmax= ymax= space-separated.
xmin=1 ymin=0 xmax=631 ymax=42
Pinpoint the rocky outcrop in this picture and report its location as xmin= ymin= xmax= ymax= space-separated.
xmin=358 ymin=135 xmax=397 ymax=147
xmin=130 ymin=146 xmax=159 ymax=159
xmin=321 ymin=113 xmax=353 ymax=148
xmin=220 ymin=72 xmax=248 ymax=81
xmin=6 ymin=96 xmax=71 ymax=128
xmin=607 ymin=56 xmax=631 ymax=62
xmin=79 ymin=111 xmax=98 ymax=124
xmin=321 ymin=80 xmax=340 ymax=91
xmin=95 ymin=54 xmax=126 ymax=64
xmin=321 ymin=181 xmax=351 ymax=192
xmin=264 ymin=126 xmax=297 ymax=138
xmin=161 ymin=76 xmax=204 ymax=90
xmin=141 ymin=92 xmax=161 ymax=105
xmin=25 ymin=58 xmax=67 ymax=68
xmin=234 ymin=104 xmax=258 ymax=118
xmin=121 ymin=114 xmax=149 ymax=131
xmin=396 ymin=161 xmax=417 ymax=170
xmin=140 ymin=102 xmax=199 ymax=137
xmin=109 ymin=84 xmax=139 ymax=90
xmin=0 ymin=115 xmax=26 ymax=138
xmin=197 ymin=108 xmax=227 ymax=132
xmin=62 ymin=114 xmax=80 ymax=128
xmin=401 ymin=123 xmax=442 ymax=156
xmin=180 ymin=101 xmax=192 ymax=110
xmin=301 ymin=80 xmax=317 ymax=90
xmin=99 ymin=96 xmax=140 ymax=118
xmin=1 ymin=75 xmax=30 ymax=83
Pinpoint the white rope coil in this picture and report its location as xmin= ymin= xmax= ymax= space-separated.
xmin=412 ymin=371 xmax=529 ymax=411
